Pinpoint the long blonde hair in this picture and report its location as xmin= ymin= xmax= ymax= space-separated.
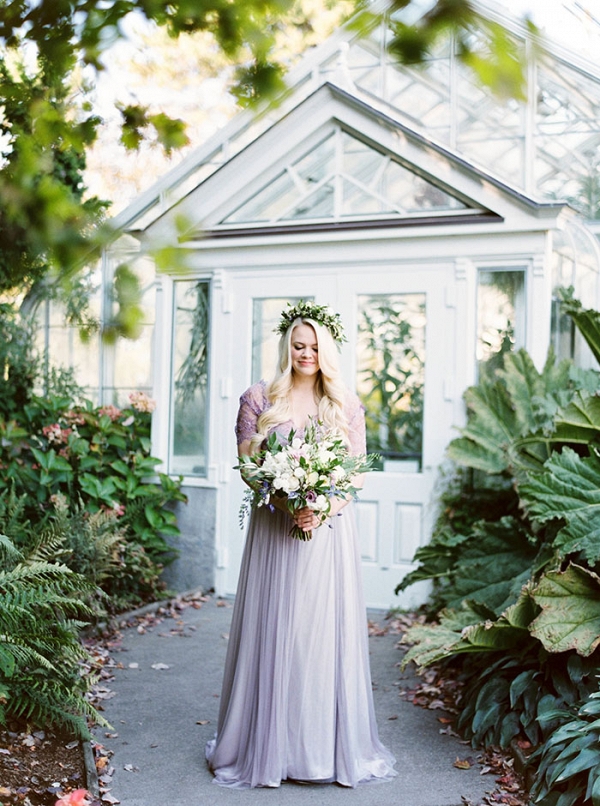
xmin=249 ymin=318 xmax=348 ymax=453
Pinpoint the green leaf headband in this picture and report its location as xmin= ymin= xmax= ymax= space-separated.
xmin=275 ymin=300 xmax=346 ymax=343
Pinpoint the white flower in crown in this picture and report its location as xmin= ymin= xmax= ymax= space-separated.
xmin=275 ymin=299 xmax=346 ymax=343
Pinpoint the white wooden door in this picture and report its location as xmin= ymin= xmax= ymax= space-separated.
xmin=337 ymin=267 xmax=454 ymax=609
xmin=215 ymin=266 xmax=454 ymax=610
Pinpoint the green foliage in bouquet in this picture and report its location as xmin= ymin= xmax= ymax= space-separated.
xmin=0 ymin=531 xmax=109 ymax=738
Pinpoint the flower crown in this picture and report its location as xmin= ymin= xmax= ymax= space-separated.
xmin=275 ymin=300 xmax=346 ymax=343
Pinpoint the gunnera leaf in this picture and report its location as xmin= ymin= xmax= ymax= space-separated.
xmin=530 ymin=565 xmax=600 ymax=656
xmin=443 ymin=517 xmax=537 ymax=615
xmin=520 ymin=447 xmax=600 ymax=563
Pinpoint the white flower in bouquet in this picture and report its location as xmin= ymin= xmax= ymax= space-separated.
xmin=331 ymin=466 xmax=346 ymax=482
xmin=236 ymin=419 xmax=378 ymax=540
xmin=312 ymin=494 xmax=329 ymax=512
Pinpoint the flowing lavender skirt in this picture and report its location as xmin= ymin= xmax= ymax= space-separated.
xmin=205 ymin=504 xmax=397 ymax=789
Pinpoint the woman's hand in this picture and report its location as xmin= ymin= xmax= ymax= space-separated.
xmin=293 ymin=506 xmax=321 ymax=533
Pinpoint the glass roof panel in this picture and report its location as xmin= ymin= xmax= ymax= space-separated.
xmin=342 ymin=179 xmax=393 ymax=216
xmin=225 ymin=171 xmax=298 ymax=223
xmin=127 ymin=10 xmax=600 ymax=232
xmin=221 ymin=128 xmax=471 ymax=226
xmin=283 ymin=183 xmax=335 ymax=219
xmin=294 ymin=133 xmax=335 ymax=186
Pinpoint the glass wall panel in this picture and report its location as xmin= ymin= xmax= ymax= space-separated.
xmin=35 ymin=273 xmax=103 ymax=403
xmin=252 ymin=297 xmax=305 ymax=383
xmin=108 ymin=280 xmax=156 ymax=406
xmin=477 ymin=270 xmax=526 ymax=375
xmin=169 ymin=281 xmax=210 ymax=476
xmin=357 ymin=294 xmax=426 ymax=471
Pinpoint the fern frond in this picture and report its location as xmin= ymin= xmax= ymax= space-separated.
xmin=0 ymin=533 xmax=21 ymax=562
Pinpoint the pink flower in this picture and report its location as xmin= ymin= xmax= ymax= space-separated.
xmin=43 ymin=423 xmax=63 ymax=444
xmin=64 ymin=410 xmax=86 ymax=425
xmin=101 ymin=502 xmax=126 ymax=518
xmin=98 ymin=404 xmax=122 ymax=421
xmin=42 ymin=424 xmax=72 ymax=444
xmin=55 ymin=789 xmax=91 ymax=806
xmin=129 ymin=391 xmax=156 ymax=413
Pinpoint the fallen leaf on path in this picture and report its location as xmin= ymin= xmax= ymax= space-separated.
xmin=427 ymin=699 xmax=446 ymax=710
xmin=123 ymin=763 xmax=139 ymax=772
xmin=454 ymin=758 xmax=472 ymax=770
xmin=196 ymin=720 xmax=210 ymax=725
xmin=150 ymin=663 xmax=170 ymax=670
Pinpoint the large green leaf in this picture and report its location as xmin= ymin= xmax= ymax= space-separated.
xmin=447 ymin=349 xmax=577 ymax=475
xmin=530 ymin=565 xmax=600 ymax=656
xmin=401 ymin=606 xmax=480 ymax=668
xmin=401 ymin=589 xmax=537 ymax=668
xmin=520 ymin=447 xmax=600 ymax=563
xmin=443 ymin=517 xmax=537 ymax=614
xmin=559 ymin=286 xmax=600 ymax=367
xmin=447 ymin=381 xmax=515 ymax=473
xmin=499 ymin=350 xmax=547 ymax=436
xmin=552 ymin=392 xmax=600 ymax=445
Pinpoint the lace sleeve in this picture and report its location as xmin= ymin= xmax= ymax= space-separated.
xmin=346 ymin=392 xmax=367 ymax=456
xmin=235 ymin=382 xmax=268 ymax=446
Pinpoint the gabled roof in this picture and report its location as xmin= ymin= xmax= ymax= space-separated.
xmin=143 ymin=82 xmax=572 ymax=246
xmin=111 ymin=0 xmax=600 ymax=237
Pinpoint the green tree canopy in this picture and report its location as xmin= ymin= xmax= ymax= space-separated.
xmin=0 ymin=0 xmax=537 ymax=335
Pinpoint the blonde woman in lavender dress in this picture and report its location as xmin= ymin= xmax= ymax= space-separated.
xmin=205 ymin=301 xmax=396 ymax=789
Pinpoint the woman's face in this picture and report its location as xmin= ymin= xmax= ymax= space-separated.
xmin=290 ymin=323 xmax=320 ymax=378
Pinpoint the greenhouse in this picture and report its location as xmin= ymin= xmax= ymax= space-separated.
xmin=40 ymin=0 xmax=600 ymax=608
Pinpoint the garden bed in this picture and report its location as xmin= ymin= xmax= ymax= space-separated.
xmin=0 ymin=722 xmax=87 ymax=806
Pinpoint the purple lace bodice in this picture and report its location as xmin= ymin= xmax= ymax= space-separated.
xmin=235 ymin=380 xmax=367 ymax=456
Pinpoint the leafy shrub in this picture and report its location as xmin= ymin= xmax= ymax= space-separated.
xmin=399 ymin=293 xmax=600 ymax=803
xmin=456 ymin=649 xmax=598 ymax=749
xmin=0 ymin=391 xmax=186 ymax=607
xmin=0 ymin=304 xmax=39 ymax=418
xmin=530 ymin=688 xmax=600 ymax=806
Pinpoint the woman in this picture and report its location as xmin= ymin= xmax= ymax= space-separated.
xmin=205 ymin=300 xmax=396 ymax=789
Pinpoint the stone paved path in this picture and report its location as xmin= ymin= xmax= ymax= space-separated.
xmin=93 ymin=597 xmax=494 ymax=806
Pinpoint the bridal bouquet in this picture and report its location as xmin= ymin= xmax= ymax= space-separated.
xmin=236 ymin=420 xmax=377 ymax=541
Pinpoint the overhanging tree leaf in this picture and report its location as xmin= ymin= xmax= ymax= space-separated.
xmin=530 ymin=565 xmax=600 ymax=656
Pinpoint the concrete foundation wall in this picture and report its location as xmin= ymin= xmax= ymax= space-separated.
xmin=161 ymin=486 xmax=217 ymax=593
